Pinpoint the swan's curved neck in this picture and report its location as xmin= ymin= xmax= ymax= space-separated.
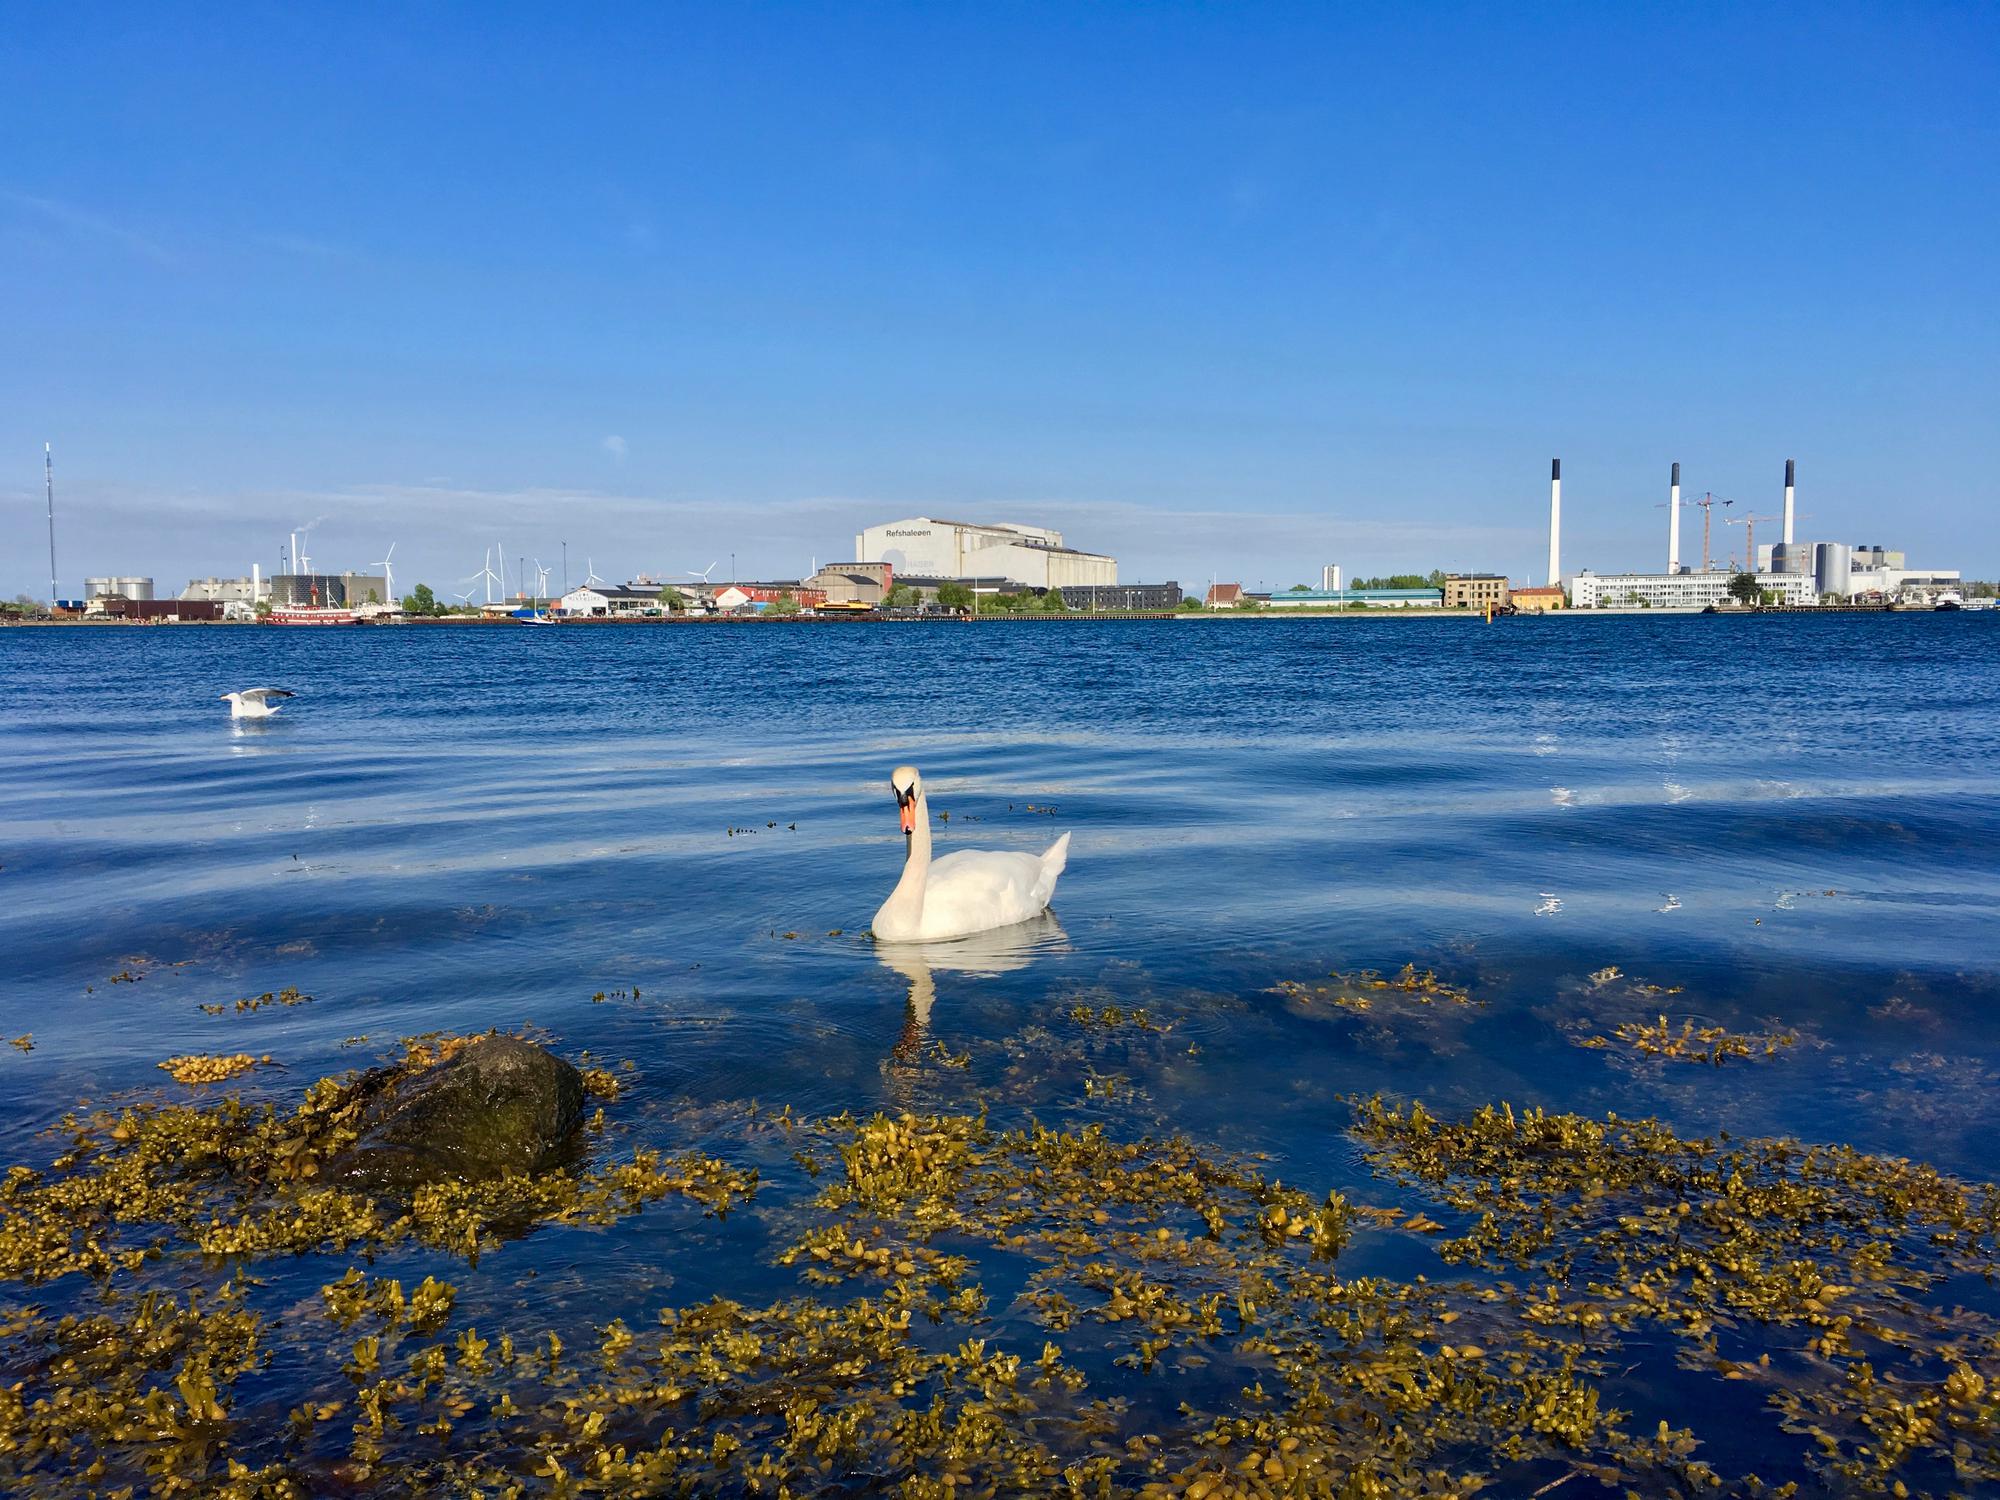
xmin=881 ymin=785 xmax=932 ymax=925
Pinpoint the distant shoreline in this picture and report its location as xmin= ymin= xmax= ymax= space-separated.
xmin=1 ymin=603 xmax=1972 ymax=629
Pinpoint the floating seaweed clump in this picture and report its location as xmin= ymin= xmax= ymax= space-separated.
xmin=201 ymin=986 xmax=314 ymax=1016
xmin=1354 ymin=1095 xmax=2000 ymax=1492
xmin=158 ymin=1052 xmax=269 ymax=1084
xmin=1069 ymin=1002 xmax=1163 ymax=1032
xmin=1576 ymin=1015 xmax=1799 ymax=1065
xmin=1274 ymin=963 xmax=1476 ymax=1014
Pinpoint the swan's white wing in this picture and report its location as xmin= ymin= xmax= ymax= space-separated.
xmin=921 ymin=849 xmax=1052 ymax=936
xmin=1033 ymin=833 xmax=1071 ymax=907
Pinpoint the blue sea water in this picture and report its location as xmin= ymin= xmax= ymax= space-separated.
xmin=2 ymin=612 xmax=1998 ymax=1488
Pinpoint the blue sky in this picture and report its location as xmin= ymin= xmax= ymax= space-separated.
xmin=3 ymin=2 xmax=1995 ymax=598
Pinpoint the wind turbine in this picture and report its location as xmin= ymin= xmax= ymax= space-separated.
xmin=452 ymin=587 xmax=475 ymax=604
xmin=583 ymin=557 xmax=605 ymax=588
xmin=373 ymin=542 xmax=396 ymax=607
xmin=465 ymin=547 xmax=502 ymax=604
xmin=533 ymin=560 xmax=552 ymax=603
xmin=685 ymin=561 xmax=719 ymax=584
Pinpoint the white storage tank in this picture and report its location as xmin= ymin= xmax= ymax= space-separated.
xmin=1814 ymin=542 xmax=1852 ymax=598
xmin=1769 ymin=542 xmax=1811 ymax=575
xmin=85 ymin=575 xmax=154 ymax=600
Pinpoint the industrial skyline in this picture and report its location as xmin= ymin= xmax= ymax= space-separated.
xmin=12 ymin=444 xmax=1985 ymax=611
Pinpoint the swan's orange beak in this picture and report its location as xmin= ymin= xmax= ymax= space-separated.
xmin=899 ymin=800 xmax=916 ymax=835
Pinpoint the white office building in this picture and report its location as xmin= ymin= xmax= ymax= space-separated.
xmin=856 ymin=517 xmax=1116 ymax=592
xmin=1571 ymin=569 xmax=1818 ymax=610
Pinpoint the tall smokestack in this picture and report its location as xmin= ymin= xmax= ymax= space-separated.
xmin=1782 ymin=458 xmax=1796 ymax=545
xmin=1547 ymin=459 xmax=1562 ymax=586
xmin=1668 ymin=461 xmax=1681 ymax=573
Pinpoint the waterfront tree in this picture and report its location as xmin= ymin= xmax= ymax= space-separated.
xmin=1726 ymin=571 xmax=1760 ymax=606
xmin=658 ymin=586 xmax=685 ymax=611
xmin=402 ymin=583 xmax=442 ymax=616
xmin=1354 ymin=574 xmax=1435 ymax=590
xmin=884 ymin=584 xmax=918 ymax=608
xmin=936 ymin=581 xmax=973 ymax=610
xmin=766 ymin=592 xmax=800 ymax=616
xmin=1043 ymin=587 xmax=1066 ymax=611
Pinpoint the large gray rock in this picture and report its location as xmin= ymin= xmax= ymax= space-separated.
xmin=330 ymin=1035 xmax=586 ymax=1193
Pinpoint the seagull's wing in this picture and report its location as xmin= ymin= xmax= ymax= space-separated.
xmin=238 ymin=688 xmax=296 ymax=703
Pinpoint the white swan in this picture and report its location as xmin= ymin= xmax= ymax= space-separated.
xmin=871 ymin=765 xmax=1070 ymax=943
xmin=220 ymin=688 xmax=295 ymax=719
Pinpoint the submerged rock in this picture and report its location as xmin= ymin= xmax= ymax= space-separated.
xmin=330 ymin=1035 xmax=585 ymax=1192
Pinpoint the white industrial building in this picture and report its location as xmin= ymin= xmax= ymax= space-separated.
xmin=180 ymin=576 xmax=259 ymax=604
xmin=856 ymin=517 xmax=1116 ymax=592
xmin=559 ymin=584 xmax=664 ymax=617
xmin=1571 ymin=570 xmax=1818 ymax=609
xmin=1755 ymin=541 xmax=1959 ymax=600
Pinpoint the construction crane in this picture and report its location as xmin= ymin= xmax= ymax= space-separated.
xmin=1722 ymin=511 xmax=1808 ymax=573
xmin=1687 ymin=492 xmax=1732 ymax=571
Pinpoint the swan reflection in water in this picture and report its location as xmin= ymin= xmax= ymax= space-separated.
xmin=877 ymin=912 xmax=1068 ymax=1067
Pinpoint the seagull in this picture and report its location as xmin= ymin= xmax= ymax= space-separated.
xmin=220 ymin=688 xmax=296 ymax=720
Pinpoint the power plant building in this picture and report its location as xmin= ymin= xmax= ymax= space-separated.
xmin=856 ymin=517 xmax=1116 ymax=593
xmin=1756 ymin=541 xmax=1955 ymax=599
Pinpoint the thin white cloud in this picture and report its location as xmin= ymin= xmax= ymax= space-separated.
xmin=602 ymin=435 xmax=628 ymax=459
xmin=1 ymin=190 xmax=175 ymax=264
xmin=254 ymin=231 xmax=353 ymax=262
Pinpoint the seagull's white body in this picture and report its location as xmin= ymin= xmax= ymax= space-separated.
xmin=872 ymin=766 xmax=1070 ymax=943
xmin=221 ymin=688 xmax=295 ymax=719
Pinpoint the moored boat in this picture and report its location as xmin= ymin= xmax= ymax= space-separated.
xmin=267 ymin=605 xmax=359 ymax=625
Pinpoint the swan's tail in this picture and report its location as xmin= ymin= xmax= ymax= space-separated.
xmin=1033 ymin=832 xmax=1071 ymax=907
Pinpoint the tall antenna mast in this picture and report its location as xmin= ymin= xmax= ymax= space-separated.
xmin=44 ymin=443 xmax=58 ymax=610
